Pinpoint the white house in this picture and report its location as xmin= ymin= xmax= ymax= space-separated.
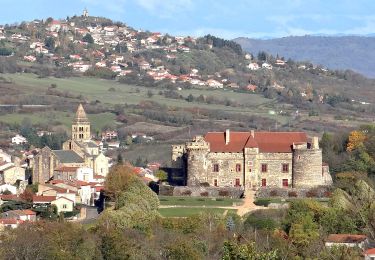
xmin=11 ymin=135 xmax=27 ymax=145
xmin=76 ymin=167 xmax=94 ymax=182
xmin=248 ymin=63 xmax=260 ymax=70
xmin=0 ymin=184 xmax=17 ymax=194
xmin=51 ymin=197 xmax=74 ymax=213
xmin=262 ymin=63 xmax=273 ymax=70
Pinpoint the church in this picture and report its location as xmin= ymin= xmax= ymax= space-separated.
xmin=32 ymin=104 xmax=109 ymax=184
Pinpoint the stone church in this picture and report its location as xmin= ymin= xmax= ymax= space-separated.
xmin=32 ymin=104 xmax=109 ymax=183
xmin=172 ymin=130 xmax=332 ymax=190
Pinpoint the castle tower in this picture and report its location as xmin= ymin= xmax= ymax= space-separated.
xmin=72 ymin=104 xmax=91 ymax=142
xmin=186 ymin=136 xmax=210 ymax=186
xmin=292 ymin=138 xmax=324 ymax=188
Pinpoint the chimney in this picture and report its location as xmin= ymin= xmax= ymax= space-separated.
xmin=225 ymin=129 xmax=230 ymax=145
xmin=250 ymin=130 xmax=255 ymax=138
xmin=312 ymin=136 xmax=319 ymax=149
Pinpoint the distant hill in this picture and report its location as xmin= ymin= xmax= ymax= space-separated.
xmin=234 ymin=36 xmax=375 ymax=78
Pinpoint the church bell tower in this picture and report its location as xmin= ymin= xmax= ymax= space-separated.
xmin=72 ymin=104 xmax=91 ymax=142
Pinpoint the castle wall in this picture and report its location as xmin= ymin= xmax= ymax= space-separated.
xmin=171 ymin=145 xmax=185 ymax=168
xmin=206 ymin=152 xmax=244 ymax=187
xmin=257 ymin=153 xmax=293 ymax=188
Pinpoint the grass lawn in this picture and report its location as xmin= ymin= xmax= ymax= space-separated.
xmin=159 ymin=196 xmax=243 ymax=207
xmin=158 ymin=207 xmax=236 ymax=218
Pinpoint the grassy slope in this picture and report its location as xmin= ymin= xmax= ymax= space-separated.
xmin=3 ymin=73 xmax=276 ymax=114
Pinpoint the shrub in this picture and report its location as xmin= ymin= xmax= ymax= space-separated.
xmin=200 ymin=192 xmax=209 ymax=197
xmin=254 ymin=199 xmax=271 ymax=207
xmin=216 ymin=198 xmax=224 ymax=201
xmin=178 ymin=198 xmax=185 ymax=201
xmin=270 ymin=190 xmax=279 ymax=197
xmin=218 ymin=190 xmax=229 ymax=197
xmin=288 ymin=191 xmax=298 ymax=198
xmin=306 ymin=189 xmax=318 ymax=198
xmin=181 ymin=190 xmax=192 ymax=196
xmin=323 ymin=191 xmax=332 ymax=198
xmin=200 ymin=182 xmax=210 ymax=187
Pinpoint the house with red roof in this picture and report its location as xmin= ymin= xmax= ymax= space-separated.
xmin=1 ymin=209 xmax=36 ymax=222
xmin=325 ymin=234 xmax=369 ymax=249
xmin=0 ymin=218 xmax=24 ymax=230
xmin=172 ymin=129 xmax=332 ymax=189
xmin=364 ymin=248 xmax=375 ymax=260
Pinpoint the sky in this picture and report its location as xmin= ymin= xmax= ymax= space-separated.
xmin=1 ymin=0 xmax=375 ymax=39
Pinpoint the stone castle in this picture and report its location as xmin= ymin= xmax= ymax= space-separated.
xmin=32 ymin=104 xmax=109 ymax=183
xmin=172 ymin=130 xmax=332 ymax=189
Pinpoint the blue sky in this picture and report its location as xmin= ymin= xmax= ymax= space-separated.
xmin=1 ymin=0 xmax=375 ymax=39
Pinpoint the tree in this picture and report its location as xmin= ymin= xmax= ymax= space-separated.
xmin=155 ymin=170 xmax=168 ymax=183
xmin=44 ymin=37 xmax=55 ymax=50
xmin=347 ymin=130 xmax=366 ymax=152
xmin=147 ymin=90 xmax=154 ymax=98
xmin=82 ymin=33 xmax=94 ymax=44
xmin=222 ymin=240 xmax=278 ymax=260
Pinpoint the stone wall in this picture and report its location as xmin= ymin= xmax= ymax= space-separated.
xmin=292 ymin=148 xmax=323 ymax=188
xmin=257 ymin=153 xmax=293 ymax=188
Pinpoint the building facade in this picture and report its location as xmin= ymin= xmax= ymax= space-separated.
xmin=172 ymin=130 xmax=332 ymax=189
xmin=32 ymin=104 xmax=109 ymax=184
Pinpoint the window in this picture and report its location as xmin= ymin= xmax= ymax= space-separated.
xmin=282 ymin=179 xmax=289 ymax=187
xmin=214 ymin=179 xmax=218 ymax=186
xmin=236 ymin=164 xmax=241 ymax=172
xmin=261 ymin=164 xmax=268 ymax=173
xmin=282 ymin=163 xmax=289 ymax=173
xmin=248 ymin=161 xmax=253 ymax=172
xmin=213 ymin=164 xmax=219 ymax=172
xmin=62 ymin=204 xmax=67 ymax=209
xmin=261 ymin=179 xmax=266 ymax=187
xmin=235 ymin=178 xmax=240 ymax=187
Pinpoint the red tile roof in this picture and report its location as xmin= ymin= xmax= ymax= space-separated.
xmin=365 ymin=248 xmax=375 ymax=255
xmin=12 ymin=209 xmax=36 ymax=215
xmin=32 ymin=195 xmax=56 ymax=203
xmin=0 ymin=218 xmax=23 ymax=225
xmin=0 ymin=194 xmax=22 ymax=201
xmin=204 ymin=131 xmax=308 ymax=153
xmin=54 ymin=166 xmax=79 ymax=172
xmin=326 ymin=234 xmax=368 ymax=243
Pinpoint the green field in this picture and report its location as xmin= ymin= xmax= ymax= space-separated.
xmin=158 ymin=207 xmax=236 ymax=217
xmin=2 ymin=73 xmax=280 ymax=117
xmin=159 ymin=196 xmax=243 ymax=207
xmin=0 ymin=110 xmax=116 ymax=132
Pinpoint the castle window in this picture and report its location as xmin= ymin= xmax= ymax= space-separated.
xmin=282 ymin=163 xmax=289 ymax=173
xmin=261 ymin=164 xmax=268 ymax=173
xmin=282 ymin=179 xmax=289 ymax=187
xmin=236 ymin=164 xmax=241 ymax=172
xmin=248 ymin=161 xmax=253 ymax=172
xmin=235 ymin=178 xmax=240 ymax=187
xmin=261 ymin=178 xmax=267 ymax=187
xmin=213 ymin=164 xmax=219 ymax=172
xmin=214 ymin=179 xmax=218 ymax=186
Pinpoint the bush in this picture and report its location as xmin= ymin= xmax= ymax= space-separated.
xmin=218 ymin=190 xmax=229 ymax=197
xmin=200 ymin=192 xmax=209 ymax=197
xmin=254 ymin=199 xmax=271 ymax=207
xmin=270 ymin=190 xmax=279 ymax=197
xmin=200 ymin=182 xmax=210 ymax=187
xmin=216 ymin=198 xmax=224 ymax=201
xmin=306 ymin=189 xmax=318 ymax=198
xmin=288 ymin=191 xmax=298 ymax=198
xmin=323 ymin=191 xmax=332 ymax=198
xmin=181 ymin=190 xmax=192 ymax=196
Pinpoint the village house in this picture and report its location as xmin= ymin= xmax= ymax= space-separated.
xmin=172 ymin=130 xmax=332 ymax=189
xmin=0 ymin=219 xmax=23 ymax=230
xmin=0 ymin=164 xmax=25 ymax=185
xmin=11 ymin=134 xmax=27 ymax=145
xmin=1 ymin=209 xmax=36 ymax=222
xmin=206 ymin=79 xmax=224 ymax=88
xmin=364 ymin=248 xmax=375 ymax=260
xmin=248 ymin=62 xmax=260 ymax=70
xmin=325 ymin=234 xmax=369 ymax=249
xmin=262 ymin=63 xmax=273 ymax=70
